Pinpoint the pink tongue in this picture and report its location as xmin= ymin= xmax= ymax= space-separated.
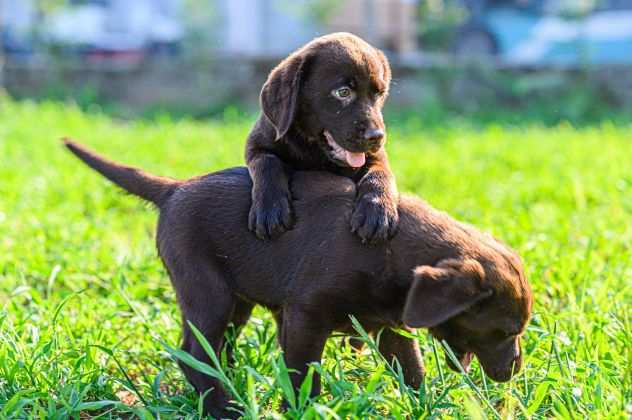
xmin=345 ymin=151 xmax=366 ymax=167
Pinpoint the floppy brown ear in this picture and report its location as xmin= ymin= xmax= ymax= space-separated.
xmin=260 ymin=54 xmax=307 ymax=140
xmin=403 ymin=259 xmax=493 ymax=328
xmin=375 ymin=49 xmax=392 ymax=90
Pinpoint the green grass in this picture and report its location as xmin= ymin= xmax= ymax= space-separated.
xmin=0 ymin=98 xmax=630 ymax=419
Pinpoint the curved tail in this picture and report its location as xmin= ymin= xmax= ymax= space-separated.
xmin=63 ymin=138 xmax=181 ymax=207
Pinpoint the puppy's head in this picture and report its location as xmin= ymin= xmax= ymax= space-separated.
xmin=260 ymin=32 xmax=391 ymax=168
xmin=402 ymin=255 xmax=532 ymax=382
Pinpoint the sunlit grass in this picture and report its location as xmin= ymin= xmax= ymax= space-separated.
xmin=0 ymin=98 xmax=630 ymax=418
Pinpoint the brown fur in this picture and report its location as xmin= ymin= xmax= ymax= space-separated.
xmin=64 ymin=140 xmax=533 ymax=419
xmin=246 ymin=33 xmax=398 ymax=244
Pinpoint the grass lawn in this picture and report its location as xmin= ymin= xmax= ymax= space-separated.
xmin=0 ymin=98 xmax=630 ymax=418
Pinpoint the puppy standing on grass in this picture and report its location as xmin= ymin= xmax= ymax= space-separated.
xmin=247 ymin=32 xmax=398 ymax=243
xmin=64 ymin=140 xmax=533 ymax=419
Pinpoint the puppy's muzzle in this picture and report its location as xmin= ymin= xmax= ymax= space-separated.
xmin=480 ymin=345 xmax=523 ymax=382
xmin=363 ymin=128 xmax=385 ymax=152
xmin=482 ymin=355 xmax=522 ymax=382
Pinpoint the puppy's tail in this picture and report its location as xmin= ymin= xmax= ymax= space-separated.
xmin=63 ymin=138 xmax=181 ymax=207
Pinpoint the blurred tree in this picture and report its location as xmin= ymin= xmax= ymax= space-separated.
xmin=304 ymin=0 xmax=343 ymax=24
xmin=181 ymin=0 xmax=217 ymax=53
xmin=37 ymin=0 xmax=67 ymax=14
xmin=417 ymin=0 xmax=467 ymax=51
xmin=278 ymin=0 xmax=342 ymax=24
xmin=555 ymin=0 xmax=598 ymax=16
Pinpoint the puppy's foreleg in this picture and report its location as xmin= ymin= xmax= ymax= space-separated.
xmin=224 ymin=299 xmax=255 ymax=363
xmin=278 ymin=307 xmax=330 ymax=406
xmin=351 ymin=150 xmax=399 ymax=244
xmin=246 ymin=152 xmax=293 ymax=240
xmin=378 ymin=328 xmax=425 ymax=389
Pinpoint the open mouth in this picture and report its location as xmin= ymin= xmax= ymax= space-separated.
xmin=323 ymin=130 xmax=366 ymax=168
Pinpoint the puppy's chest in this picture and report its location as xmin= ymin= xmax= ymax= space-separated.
xmin=280 ymin=140 xmax=361 ymax=178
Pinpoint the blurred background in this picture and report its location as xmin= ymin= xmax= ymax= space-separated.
xmin=1 ymin=0 xmax=632 ymax=122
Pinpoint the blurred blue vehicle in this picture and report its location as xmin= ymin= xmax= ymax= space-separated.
xmin=454 ymin=0 xmax=632 ymax=66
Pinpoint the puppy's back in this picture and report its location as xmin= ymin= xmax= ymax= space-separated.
xmin=158 ymin=168 xmax=362 ymax=306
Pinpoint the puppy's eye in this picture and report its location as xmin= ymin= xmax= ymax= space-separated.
xmin=332 ymin=86 xmax=353 ymax=100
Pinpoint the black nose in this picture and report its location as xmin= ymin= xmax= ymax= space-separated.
xmin=364 ymin=128 xmax=384 ymax=142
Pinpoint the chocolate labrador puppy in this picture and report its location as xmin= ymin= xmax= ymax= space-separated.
xmin=246 ymin=32 xmax=398 ymax=243
xmin=64 ymin=140 xmax=533 ymax=419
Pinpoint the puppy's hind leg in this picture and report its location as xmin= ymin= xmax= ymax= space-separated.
xmin=166 ymin=255 xmax=239 ymax=419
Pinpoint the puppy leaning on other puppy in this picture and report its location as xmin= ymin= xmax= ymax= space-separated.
xmin=246 ymin=32 xmax=398 ymax=243
xmin=64 ymin=140 xmax=533 ymax=419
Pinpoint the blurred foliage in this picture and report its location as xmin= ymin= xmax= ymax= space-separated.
xmin=279 ymin=0 xmax=343 ymax=24
xmin=181 ymin=0 xmax=219 ymax=50
xmin=8 ymin=66 xmax=624 ymax=127
xmin=432 ymin=67 xmax=626 ymax=126
xmin=36 ymin=0 xmax=66 ymax=14
xmin=554 ymin=0 xmax=600 ymax=17
xmin=417 ymin=0 xmax=468 ymax=51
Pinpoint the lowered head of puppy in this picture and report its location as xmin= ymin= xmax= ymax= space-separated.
xmin=64 ymin=140 xmax=533 ymax=418
xmin=246 ymin=32 xmax=399 ymax=244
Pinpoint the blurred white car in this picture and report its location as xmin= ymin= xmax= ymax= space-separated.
xmin=43 ymin=0 xmax=183 ymax=53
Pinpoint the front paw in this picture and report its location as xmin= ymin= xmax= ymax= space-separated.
xmin=350 ymin=194 xmax=398 ymax=244
xmin=249 ymin=191 xmax=293 ymax=240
